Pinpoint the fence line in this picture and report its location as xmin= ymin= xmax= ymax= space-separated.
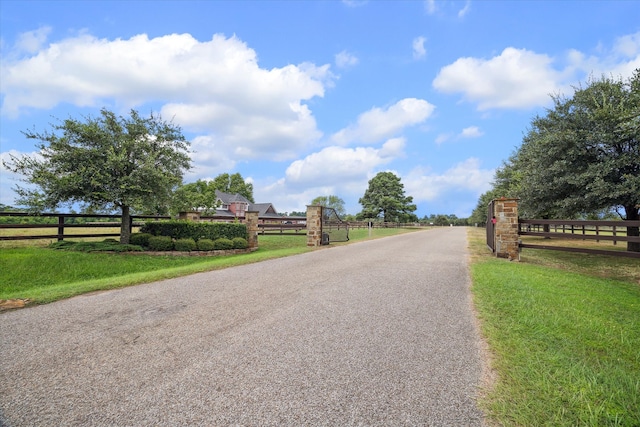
xmin=518 ymin=219 xmax=640 ymax=259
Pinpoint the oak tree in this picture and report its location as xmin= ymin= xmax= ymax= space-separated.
xmin=3 ymin=108 xmax=191 ymax=244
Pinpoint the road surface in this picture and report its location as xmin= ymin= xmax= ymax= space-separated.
xmin=1 ymin=227 xmax=487 ymax=426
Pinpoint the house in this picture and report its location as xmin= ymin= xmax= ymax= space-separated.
xmin=214 ymin=190 xmax=282 ymax=221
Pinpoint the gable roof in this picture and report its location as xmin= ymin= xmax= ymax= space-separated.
xmin=214 ymin=190 xmax=280 ymax=218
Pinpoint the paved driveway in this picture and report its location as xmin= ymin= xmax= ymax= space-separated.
xmin=1 ymin=227 xmax=486 ymax=426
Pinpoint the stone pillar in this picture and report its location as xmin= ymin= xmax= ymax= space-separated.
xmin=493 ymin=198 xmax=520 ymax=261
xmin=178 ymin=211 xmax=200 ymax=221
xmin=245 ymin=211 xmax=259 ymax=250
xmin=306 ymin=205 xmax=322 ymax=247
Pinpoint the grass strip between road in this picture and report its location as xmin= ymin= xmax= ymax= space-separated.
xmin=0 ymin=227 xmax=416 ymax=304
xmin=468 ymin=227 xmax=640 ymax=427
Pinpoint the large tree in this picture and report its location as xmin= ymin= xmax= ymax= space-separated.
xmin=504 ymin=72 xmax=640 ymax=251
xmin=358 ymin=171 xmax=417 ymax=222
xmin=3 ymin=108 xmax=191 ymax=244
xmin=311 ymin=195 xmax=346 ymax=217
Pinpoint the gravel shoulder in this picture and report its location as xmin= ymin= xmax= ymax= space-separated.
xmin=1 ymin=227 xmax=486 ymax=426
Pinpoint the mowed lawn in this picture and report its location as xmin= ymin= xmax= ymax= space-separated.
xmin=0 ymin=227 xmax=417 ymax=303
xmin=468 ymin=227 xmax=640 ymax=427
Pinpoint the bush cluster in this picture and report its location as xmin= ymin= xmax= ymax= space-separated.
xmin=140 ymin=220 xmax=247 ymax=241
xmin=129 ymin=232 xmax=249 ymax=252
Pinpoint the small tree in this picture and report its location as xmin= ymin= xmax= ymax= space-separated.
xmin=311 ymin=195 xmax=346 ymax=217
xmin=213 ymin=173 xmax=254 ymax=203
xmin=358 ymin=172 xmax=417 ymax=222
xmin=3 ymin=108 xmax=191 ymax=244
xmin=171 ymin=179 xmax=219 ymax=215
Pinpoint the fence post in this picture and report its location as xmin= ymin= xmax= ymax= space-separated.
xmin=493 ymin=198 xmax=520 ymax=261
xmin=306 ymin=205 xmax=322 ymax=247
xmin=57 ymin=215 xmax=65 ymax=241
xmin=245 ymin=211 xmax=259 ymax=250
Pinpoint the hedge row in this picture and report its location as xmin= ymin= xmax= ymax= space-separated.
xmin=130 ymin=233 xmax=249 ymax=252
xmin=140 ymin=220 xmax=248 ymax=241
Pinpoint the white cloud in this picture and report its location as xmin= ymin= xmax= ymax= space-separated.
xmin=433 ymin=47 xmax=562 ymax=110
xmin=0 ymin=31 xmax=333 ymax=162
xmin=331 ymin=98 xmax=435 ymax=144
xmin=14 ymin=26 xmax=52 ymax=54
xmin=424 ymin=0 xmax=436 ymax=15
xmin=285 ymin=138 xmax=404 ymax=188
xmin=458 ymin=1 xmax=471 ymax=18
xmin=335 ymin=50 xmax=359 ymax=68
xmin=412 ymin=36 xmax=427 ymax=60
xmin=404 ymin=158 xmax=494 ymax=203
xmin=433 ymin=32 xmax=640 ymax=111
xmin=459 ymin=126 xmax=483 ymax=138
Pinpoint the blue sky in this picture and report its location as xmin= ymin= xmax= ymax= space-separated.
xmin=1 ymin=1 xmax=639 ymax=218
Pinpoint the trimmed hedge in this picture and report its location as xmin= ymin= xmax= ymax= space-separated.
xmin=141 ymin=220 xmax=248 ymax=241
xmin=213 ymin=238 xmax=234 ymax=250
xmin=174 ymin=238 xmax=197 ymax=252
xmin=232 ymin=237 xmax=248 ymax=249
xmin=148 ymin=236 xmax=174 ymax=251
xmin=130 ymin=232 xmax=152 ymax=247
xmin=196 ymin=239 xmax=215 ymax=251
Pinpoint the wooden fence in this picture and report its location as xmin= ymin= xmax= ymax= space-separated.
xmin=0 ymin=212 xmax=170 ymax=241
xmin=518 ymin=219 xmax=640 ymax=259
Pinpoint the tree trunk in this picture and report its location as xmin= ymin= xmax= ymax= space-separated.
xmin=120 ymin=205 xmax=131 ymax=244
xmin=625 ymin=205 xmax=640 ymax=253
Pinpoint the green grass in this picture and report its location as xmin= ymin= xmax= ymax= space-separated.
xmin=1 ymin=227 xmax=417 ymax=304
xmin=468 ymin=228 xmax=640 ymax=426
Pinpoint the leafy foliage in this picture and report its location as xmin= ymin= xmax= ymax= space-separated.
xmin=311 ymin=195 xmax=346 ymax=217
xmin=140 ymin=220 xmax=248 ymax=241
xmin=477 ymin=72 xmax=640 ymax=251
xmin=213 ymin=238 xmax=234 ymax=250
xmin=232 ymin=237 xmax=248 ymax=249
xmin=174 ymin=238 xmax=197 ymax=252
xmin=148 ymin=236 xmax=174 ymax=251
xmin=48 ymin=239 xmax=143 ymax=252
xmin=129 ymin=233 xmax=152 ymax=247
xmin=2 ymin=108 xmax=191 ymax=244
xmin=196 ymin=238 xmax=215 ymax=251
xmin=358 ymin=172 xmax=417 ymax=222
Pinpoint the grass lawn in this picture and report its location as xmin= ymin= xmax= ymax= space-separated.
xmin=468 ymin=227 xmax=640 ymax=426
xmin=0 ymin=227 xmax=418 ymax=304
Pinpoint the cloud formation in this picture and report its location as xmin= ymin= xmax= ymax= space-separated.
xmin=1 ymin=30 xmax=333 ymax=164
xmin=413 ymin=36 xmax=426 ymax=60
xmin=331 ymin=98 xmax=435 ymax=144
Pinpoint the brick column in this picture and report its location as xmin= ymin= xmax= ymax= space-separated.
xmin=245 ymin=211 xmax=259 ymax=250
xmin=493 ymin=198 xmax=520 ymax=261
xmin=306 ymin=205 xmax=322 ymax=247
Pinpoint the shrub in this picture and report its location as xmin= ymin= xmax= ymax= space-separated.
xmin=148 ymin=236 xmax=174 ymax=251
xmin=48 ymin=241 xmax=143 ymax=252
xmin=174 ymin=238 xmax=197 ymax=252
xmin=196 ymin=238 xmax=215 ymax=251
xmin=140 ymin=220 xmax=247 ymax=241
xmin=130 ymin=233 xmax=152 ymax=247
xmin=232 ymin=237 xmax=248 ymax=249
xmin=213 ymin=238 xmax=234 ymax=250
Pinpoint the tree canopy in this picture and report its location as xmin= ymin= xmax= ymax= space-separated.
xmin=358 ymin=172 xmax=417 ymax=222
xmin=310 ymin=195 xmax=346 ymax=217
xmin=170 ymin=173 xmax=254 ymax=215
xmin=3 ymin=108 xmax=191 ymax=243
xmin=478 ymin=71 xmax=639 ymax=251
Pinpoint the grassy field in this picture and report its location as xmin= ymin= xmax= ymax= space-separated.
xmin=0 ymin=226 xmax=418 ymax=304
xmin=468 ymin=227 xmax=640 ymax=426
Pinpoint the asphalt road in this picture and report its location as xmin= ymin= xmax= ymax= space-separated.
xmin=1 ymin=227 xmax=487 ymax=426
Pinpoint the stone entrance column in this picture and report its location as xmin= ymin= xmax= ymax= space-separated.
xmin=493 ymin=198 xmax=520 ymax=261
xmin=306 ymin=205 xmax=322 ymax=247
xmin=245 ymin=211 xmax=259 ymax=250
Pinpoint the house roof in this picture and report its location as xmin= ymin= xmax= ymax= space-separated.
xmin=215 ymin=190 xmax=280 ymax=218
